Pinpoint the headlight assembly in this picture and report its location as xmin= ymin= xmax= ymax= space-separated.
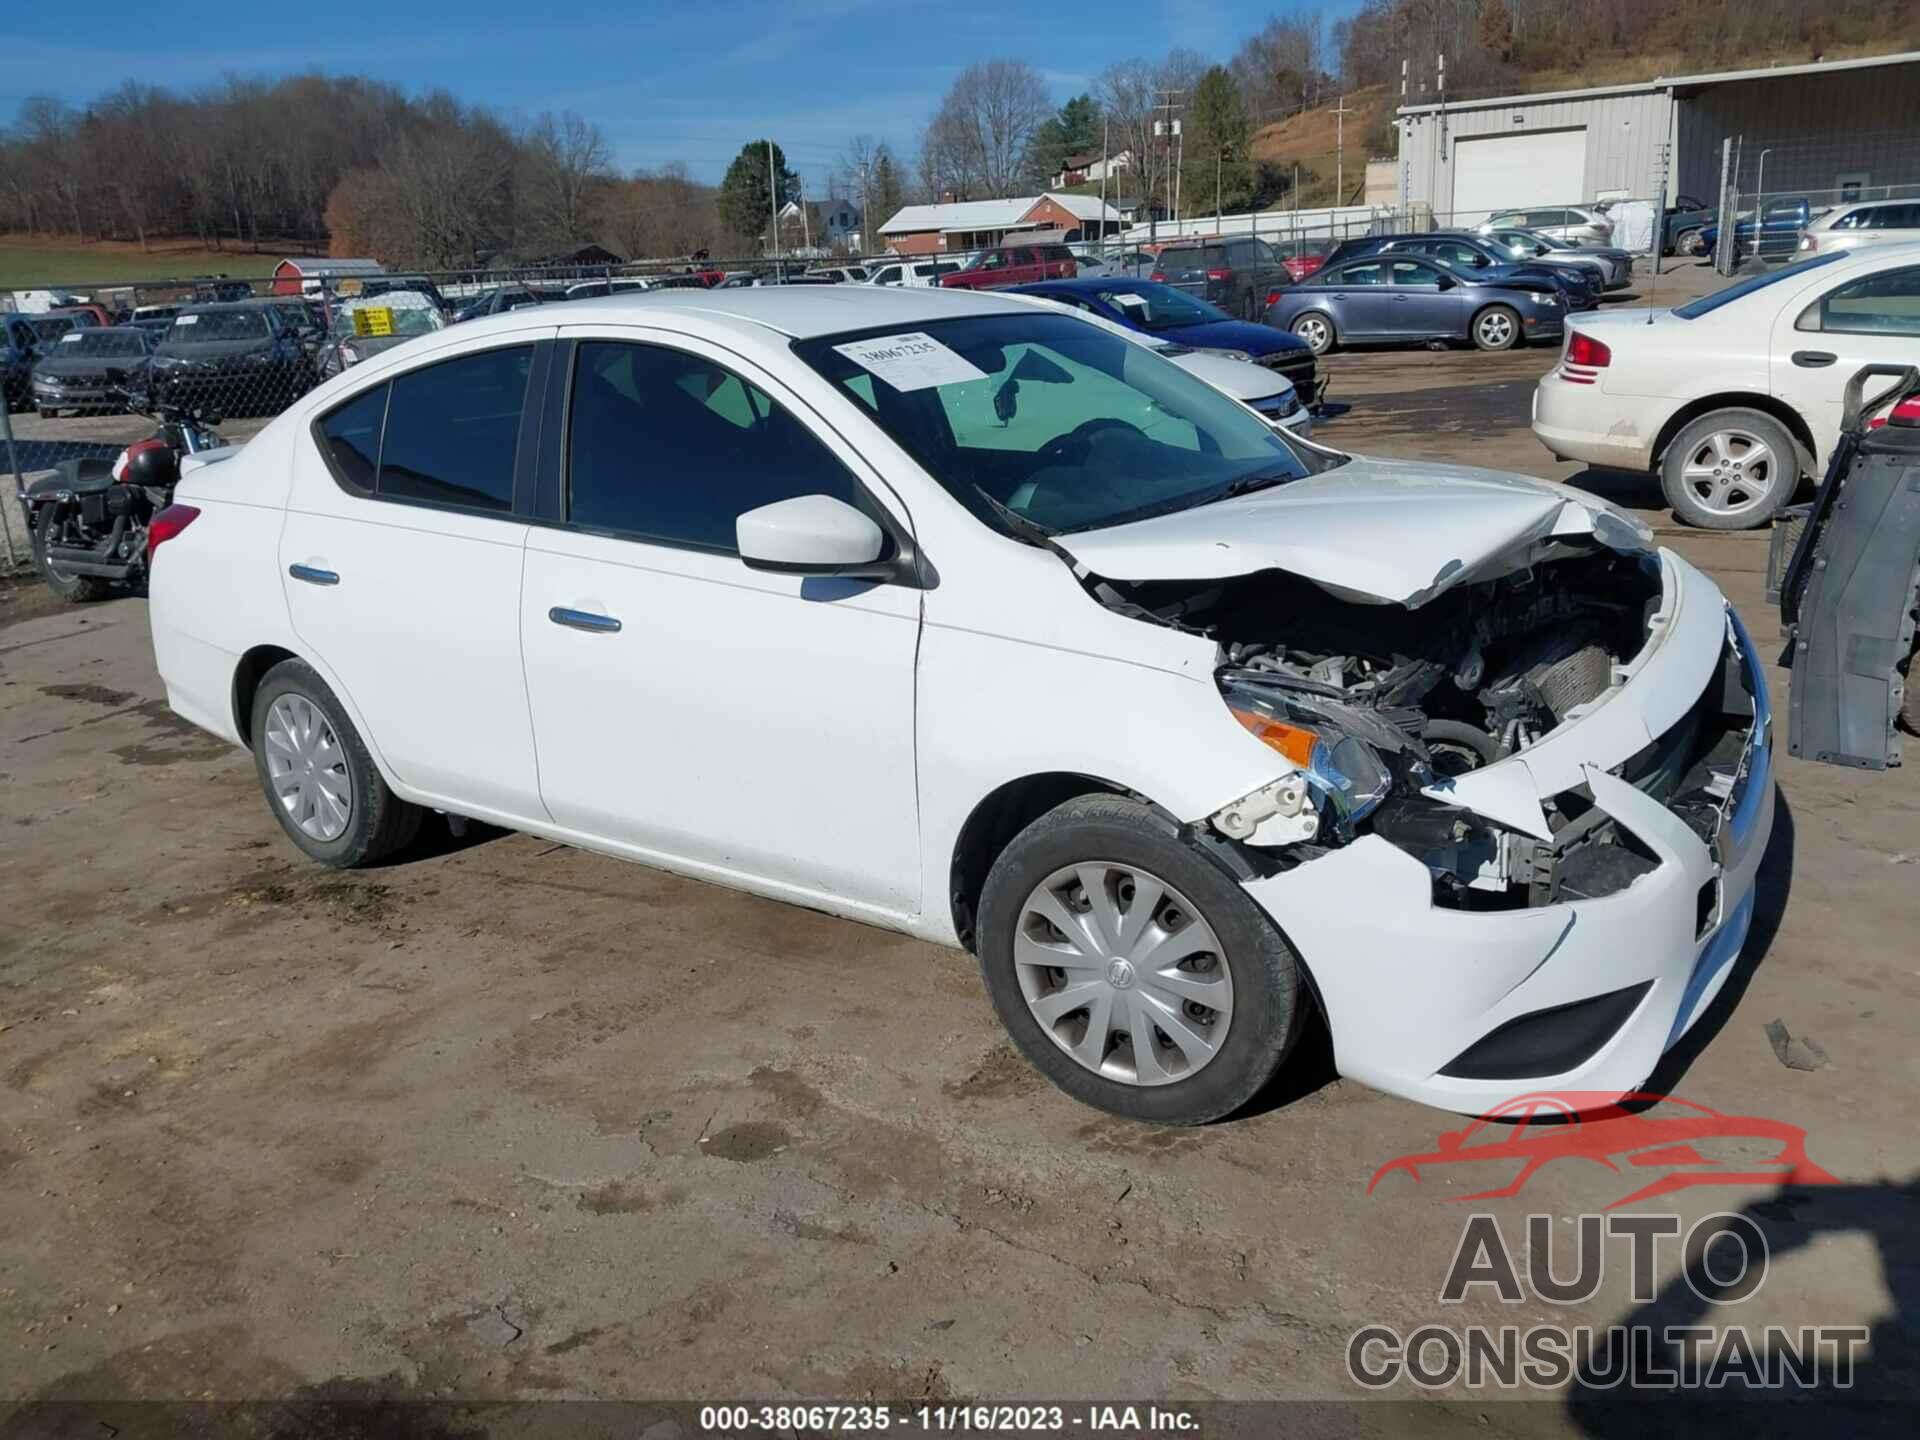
xmin=1222 ymin=677 xmax=1426 ymax=836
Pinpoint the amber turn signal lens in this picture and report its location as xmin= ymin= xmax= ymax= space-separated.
xmin=1229 ymin=706 xmax=1318 ymax=767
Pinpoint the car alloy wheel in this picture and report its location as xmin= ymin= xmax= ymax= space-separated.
xmin=1013 ymin=862 xmax=1233 ymax=1086
xmin=1678 ymin=427 xmax=1780 ymax=519
xmin=263 ymin=693 xmax=352 ymax=841
xmin=1474 ymin=308 xmax=1517 ymax=349
xmin=1292 ymin=314 xmax=1332 ymax=355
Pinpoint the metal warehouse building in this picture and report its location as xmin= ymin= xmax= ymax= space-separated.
xmin=1396 ymin=49 xmax=1920 ymax=224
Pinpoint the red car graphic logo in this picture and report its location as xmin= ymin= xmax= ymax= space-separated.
xmin=1367 ymin=1092 xmax=1839 ymax=1209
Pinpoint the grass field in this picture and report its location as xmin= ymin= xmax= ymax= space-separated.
xmin=0 ymin=237 xmax=286 ymax=291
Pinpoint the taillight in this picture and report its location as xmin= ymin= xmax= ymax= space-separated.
xmin=147 ymin=503 xmax=200 ymax=562
xmin=1566 ymin=332 xmax=1611 ymax=368
xmin=1149 ymin=270 xmax=1166 ymax=282
xmin=1206 ymin=267 xmax=1231 ymax=281
xmin=1265 ymin=289 xmax=1282 ymax=307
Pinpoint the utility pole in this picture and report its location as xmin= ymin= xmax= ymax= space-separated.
xmin=766 ymin=139 xmax=778 ymax=261
xmin=1332 ymin=94 xmax=1354 ymax=207
xmin=1097 ymin=117 xmax=1109 ymax=257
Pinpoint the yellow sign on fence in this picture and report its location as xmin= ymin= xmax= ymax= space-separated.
xmin=352 ymin=306 xmax=394 ymax=338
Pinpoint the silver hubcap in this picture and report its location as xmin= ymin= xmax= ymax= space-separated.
xmin=1681 ymin=428 xmax=1779 ymax=516
xmin=1014 ymin=863 xmax=1233 ymax=1087
xmin=264 ymin=694 xmax=352 ymax=842
xmin=1297 ymin=317 xmax=1329 ymax=352
xmin=1478 ymin=311 xmax=1514 ymax=346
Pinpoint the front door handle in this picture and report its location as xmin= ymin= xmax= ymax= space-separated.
xmin=1792 ymin=350 xmax=1837 ymax=368
xmin=288 ymin=563 xmax=339 ymax=586
xmin=549 ymin=607 xmax=622 ymax=634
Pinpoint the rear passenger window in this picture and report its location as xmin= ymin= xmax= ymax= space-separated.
xmin=316 ymin=384 xmax=389 ymax=492
xmin=1800 ymin=267 xmax=1920 ymax=336
xmin=380 ymin=346 xmax=533 ymax=512
xmin=566 ymin=341 xmax=863 ymax=552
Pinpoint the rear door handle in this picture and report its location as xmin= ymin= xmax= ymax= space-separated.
xmin=548 ymin=607 xmax=622 ymax=634
xmin=1792 ymin=350 xmax=1837 ymax=368
xmin=288 ymin=564 xmax=339 ymax=586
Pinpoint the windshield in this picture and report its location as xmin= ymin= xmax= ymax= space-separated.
xmin=793 ymin=313 xmax=1310 ymax=536
xmin=331 ymin=302 xmax=444 ymax=340
xmin=165 ymin=310 xmax=269 ymax=342
xmin=1672 ymin=251 xmax=1847 ymax=319
xmin=58 ymin=331 xmax=146 ymax=357
xmin=1096 ymin=284 xmax=1229 ymax=331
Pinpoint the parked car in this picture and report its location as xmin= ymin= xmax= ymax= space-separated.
xmin=191 ymin=279 xmax=256 ymax=304
xmin=149 ymin=301 xmax=313 ymax=416
xmin=1276 ymin=238 xmax=1333 ymax=283
xmin=321 ymin=291 xmax=448 ymax=378
xmin=1 ymin=331 xmax=30 ymax=408
xmin=1149 ymin=237 xmax=1292 ymax=320
xmin=1474 ymin=227 xmax=1634 ymax=291
xmin=1796 ymin=198 xmax=1920 ymax=257
xmin=4 ymin=312 xmax=87 ymax=380
xmin=51 ymin=302 xmax=112 ymax=328
xmin=28 ymin=325 xmax=154 ymax=416
xmin=452 ymin=287 xmax=546 ymax=322
xmin=1003 ymin=290 xmax=1313 ymax=438
xmin=1650 ymin=195 xmax=1716 ymax=257
xmin=1531 ymin=243 xmax=1920 ymax=528
xmin=146 ymin=285 xmax=1771 ymax=1124
xmin=1486 ymin=206 xmax=1614 ymax=246
xmin=805 ymin=266 xmax=870 ymax=284
xmin=1695 ymin=198 xmax=1814 ymax=260
xmin=130 ymin=304 xmax=181 ymax=334
xmin=565 ymin=279 xmax=648 ymax=300
xmin=866 ymin=259 xmax=962 ymax=288
xmin=1327 ymin=233 xmax=1597 ymax=310
xmin=712 ymin=271 xmax=760 ymax=289
xmin=1011 ymin=278 xmax=1319 ymax=403
xmin=1270 ymin=253 xmax=1566 ymax=356
xmin=940 ymin=242 xmax=1077 ymax=289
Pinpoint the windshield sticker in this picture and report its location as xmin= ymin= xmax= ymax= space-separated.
xmin=831 ymin=332 xmax=987 ymax=391
xmin=60 ymin=332 xmax=83 ymax=343
xmin=352 ymin=306 xmax=395 ymax=338
xmin=175 ymin=314 xmax=199 ymax=326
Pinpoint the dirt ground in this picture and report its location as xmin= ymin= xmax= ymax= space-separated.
xmin=2 ymin=266 xmax=1917 ymax=1435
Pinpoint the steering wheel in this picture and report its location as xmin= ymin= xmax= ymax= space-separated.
xmin=1035 ymin=416 xmax=1139 ymax=469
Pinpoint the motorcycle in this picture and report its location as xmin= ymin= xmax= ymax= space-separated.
xmin=17 ymin=383 xmax=228 ymax=603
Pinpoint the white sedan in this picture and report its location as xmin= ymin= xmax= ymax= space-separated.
xmin=147 ymin=286 xmax=1773 ymax=1123
xmin=1533 ymin=242 xmax=1920 ymax=527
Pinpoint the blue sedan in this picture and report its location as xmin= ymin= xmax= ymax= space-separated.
xmin=1264 ymin=253 xmax=1566 ymax=355
xmin=1007 ymin=278 xmax=1319 ymax=402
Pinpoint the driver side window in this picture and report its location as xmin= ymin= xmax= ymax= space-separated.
xmin=1797 ymin=267 xmax=1920 ymax=337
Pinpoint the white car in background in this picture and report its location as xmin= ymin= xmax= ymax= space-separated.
xmin=147 ymin=285 xmax=1771 ymax=1124
xmin=1532 ymin=242 xmax=1920 ymax=528
xmin=1488 ymin=206 xmax=1614 ymax=246
xmin=1797 ymin=198 xmax=1920 ymax=257
xmin=1006 ymin=289 xmax=1311 ymax=437
xmin=866 ymin=259 xmax=962 ymax=288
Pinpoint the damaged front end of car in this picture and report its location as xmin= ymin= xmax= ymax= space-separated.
xmin=1058 ymin=463 xmax=1775 ymax=1110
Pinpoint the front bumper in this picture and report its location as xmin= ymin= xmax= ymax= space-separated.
xmin=1243 ymin=569 xmax=1774 ymax=1114
xmin=31 ymin=380 xmax=122 ymax=408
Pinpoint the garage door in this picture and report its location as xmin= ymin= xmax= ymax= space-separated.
xmin=1450 ymin=129 xmax=1588 ymax=226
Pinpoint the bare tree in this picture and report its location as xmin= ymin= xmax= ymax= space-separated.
xmin=922 ymin=59 xmax=1053 ymax=198
xmin=522 ymin=111 xmax=612 ymax=254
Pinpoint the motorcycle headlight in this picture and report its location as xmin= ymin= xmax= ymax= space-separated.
xmin=1223 ymin=679 xmax=1418 ymax=834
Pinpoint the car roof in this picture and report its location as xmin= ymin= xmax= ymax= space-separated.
xmin=498 ymin=283 xmax=1035 ymax=341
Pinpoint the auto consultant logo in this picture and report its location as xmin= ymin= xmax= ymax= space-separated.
xmin=1365 ymin=1090 xmax=1839 ymax=1209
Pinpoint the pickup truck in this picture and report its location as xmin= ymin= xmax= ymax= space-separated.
xmin=1697 ymin=197 xmax=1815 ymax=260
xmin=940 ymin=242 xmax=1077 ymax=290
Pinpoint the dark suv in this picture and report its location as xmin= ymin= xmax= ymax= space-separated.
xmin=1150 ymin=237 xmax=1292 ymax=320
xmin=149 ymin=301 xmax=313 ymax=416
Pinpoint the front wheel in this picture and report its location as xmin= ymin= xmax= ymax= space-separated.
xmin=1660 ymin=408 xmax=1799 ymax=530
xmin=1472 ymin=304 xmax=1520 ymax=351
xmin=250 ymin=658 xmax=423 ymax=867
xmin=1291 ymin=312 xmax=1334 ymax=356
xmin=976 ymin=796 xmax=1306 ymax=1125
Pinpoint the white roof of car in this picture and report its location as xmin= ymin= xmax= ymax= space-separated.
xmin=512 ymin=284 xmax=1032 ymax=341
xmin=338 ymin=290 xmax=437 ymax=311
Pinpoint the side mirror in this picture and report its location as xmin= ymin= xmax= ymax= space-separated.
xmin=1433 ymin=275 xmax=1455 ymax=291
xmin=737 ymin=494 xmax=891 ymax=578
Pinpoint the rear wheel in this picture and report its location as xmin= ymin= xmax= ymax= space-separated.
xmin=977 ymin=795 xmax=1306 ymax=1125
xmin=1675 ymin=228 xmax=1704 ymax=256
xmin=1661 ymin=408 xmax=1799 ymax=530
xmin=29 ymin=514 xmax=111 ymax=603
xmin=1472 ymin=304 xmax=1520 ymax=351
xmin=250 ymin=659 xmax=422 ymax=868
xmin=1291 ymin=312 xmax=1334 ymax=356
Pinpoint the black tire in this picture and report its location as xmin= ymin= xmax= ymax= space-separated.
xmin=250 ymin=658 xmax=423 ymax=868
xmin=29 ymin=513 xmax=112 ymax=603
xmin=1660 ymin=408 xmax=1800 ymax=531
xmin=1675 ymin=228 xmax=1703 ymax=256
xmin=976 ymin=795 xmax=1306 ymax=1126
xmin=1291 ymin=311 xmax=1335 ymax=356
xmin=1471 ymin=304 xmax=1521 ymax=351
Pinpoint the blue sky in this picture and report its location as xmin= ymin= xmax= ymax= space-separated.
xmin=4 ymin=0 xmax=1358 ymax=194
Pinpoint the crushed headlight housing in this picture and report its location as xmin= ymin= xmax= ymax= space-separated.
xmin=1222 ymin=677 xmax=1420 ymax=838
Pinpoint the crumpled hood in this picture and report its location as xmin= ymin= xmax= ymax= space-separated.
xmin=1055 ymin=455 xmax=1652 ymax=607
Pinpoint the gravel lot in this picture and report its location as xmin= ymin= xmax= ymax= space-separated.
xmin=3 ymin=265 xmax=1916 ymax=1434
